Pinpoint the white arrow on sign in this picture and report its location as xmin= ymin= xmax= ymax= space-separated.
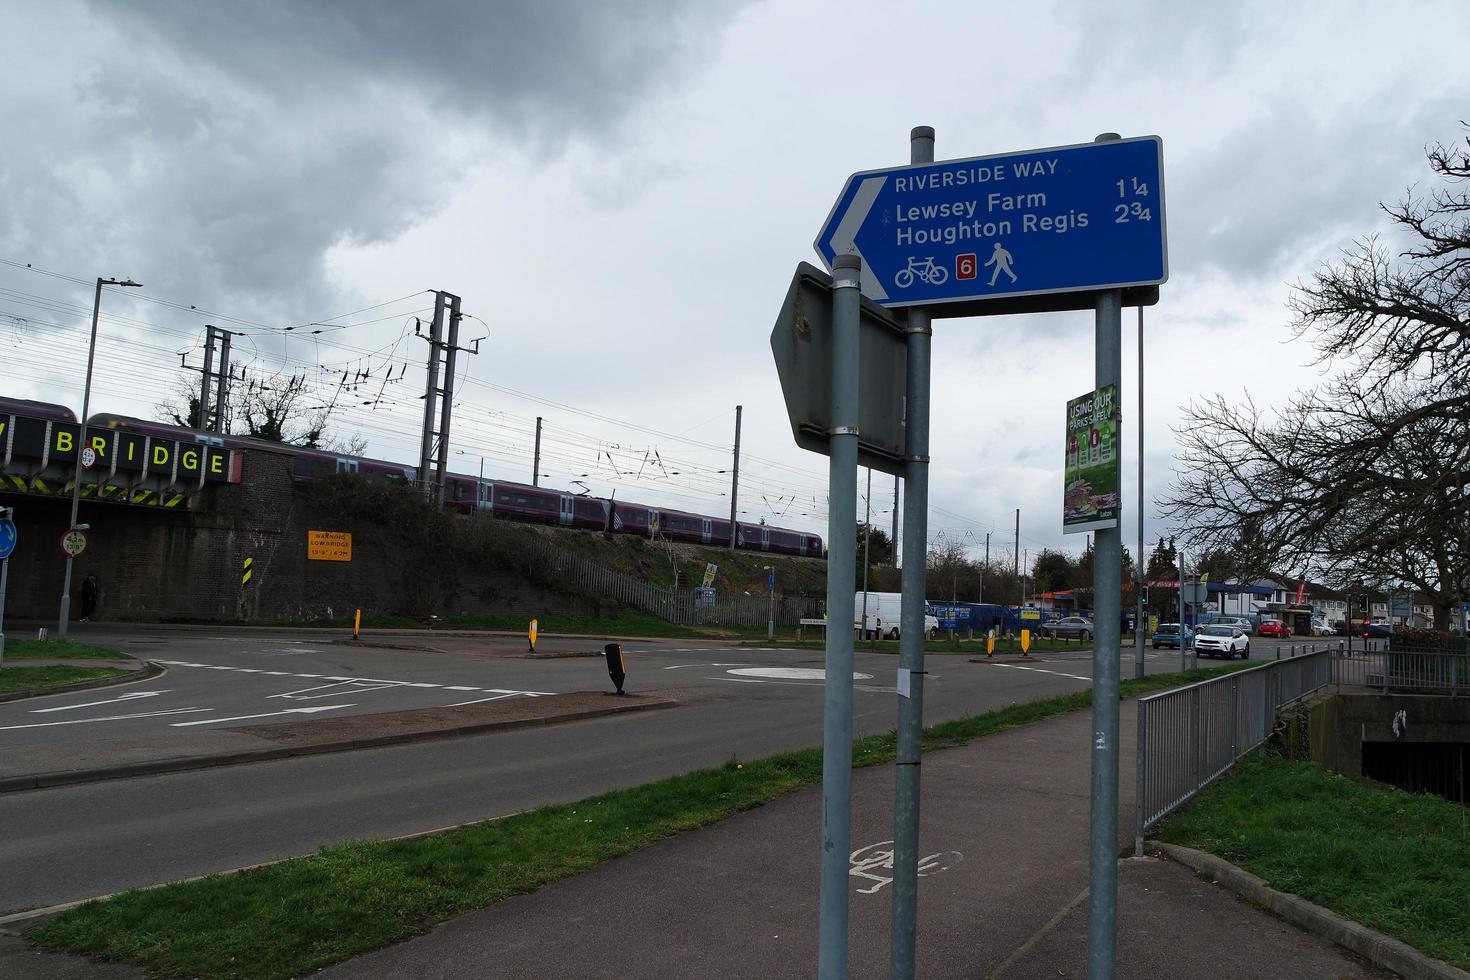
xmin=170 ymin=704 xmax=355 ymax=727
xmin=826 ymin=175 xmax=890 ymax=300
xmin=31 ymin=691 xmax=169 ymax=713
xmin=0 ymin=707 xmax=210 ymax=731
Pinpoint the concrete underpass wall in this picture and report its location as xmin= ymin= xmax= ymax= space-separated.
xmin=1 ymin=446 xmax=610 ymax=624
xmin=1286 ymin=693 xmax=1470 ymax=777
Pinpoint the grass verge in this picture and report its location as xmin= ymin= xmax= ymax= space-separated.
xmin=1159 ymin=753 xmax=1470 ymax=970
xmin=30 ymin=661 xmax=1254 ymax=979
xmin=4 ymin=639 xmax=125 ymax=660
xmin=0 ymin=665 xmax=125 ymax=693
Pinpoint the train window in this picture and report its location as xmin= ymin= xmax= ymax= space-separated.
xmin=336 ymin=459 xmax=358 ymax=474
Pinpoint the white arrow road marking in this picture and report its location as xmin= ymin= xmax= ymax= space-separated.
xmin=270 ymin=679 xmax=408 ymax=700
xmin=31 ymin=691 xmax=170 ymax=713
xmin=992 ymin=663 xmax=1091 ymax=683
xmin=152 ymin=661 xmax=556 ymax=700
xmin=171 ymin=705 xmax=356 ymax=727
xmin=0 ymin=707 xmax=211 ymax=731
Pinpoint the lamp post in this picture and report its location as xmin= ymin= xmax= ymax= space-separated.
xmin=763 ymin=565 xmax=775 ymax=641
xmin=58 ymin=277 xmax=142 ymax=638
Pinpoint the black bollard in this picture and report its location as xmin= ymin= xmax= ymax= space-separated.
xmin=604 ymin=642 xmax=627 ymax=695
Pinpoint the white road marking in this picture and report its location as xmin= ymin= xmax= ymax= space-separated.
xmin=151 ymin=661 xmax=557 ymax=701
xmin=31 ymin=691 xmax=169 ymax=713
xmin=0 ymin=707 xmax=211 ymax=731
xmin=727 ymin=667 xmax=874 ymax=681
xmin=993 ymin=663 xmax=1091 ymax=682
xmin=270 ymin=679 xmax=407 ymax=701
xmin=663 ymin=663 xmax=746 ymax=670
xmin=171 ymin=705 xmax=356 ymax=727
xmin=446 ymin=693 xmax=522 ymax=707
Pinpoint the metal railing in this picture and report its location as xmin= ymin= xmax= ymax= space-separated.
xmin=1332 ymin=645 xmax=1467 ymax=696
xmin=1134 ymin=647 xmax=1334 ymax=854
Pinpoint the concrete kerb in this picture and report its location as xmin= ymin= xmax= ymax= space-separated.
xmin=0 ymin=660 xmax=164 ymax=704
xmin=0 ymin=697 xmax=676 ymax=795
xmin=1153 ymin=842 xmax=1470 ymax=980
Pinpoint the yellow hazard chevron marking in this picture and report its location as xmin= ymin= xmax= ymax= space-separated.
xmin=242 ymin=556 xmax=254 ymax=587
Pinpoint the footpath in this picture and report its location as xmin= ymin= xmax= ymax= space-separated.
xmin=309 ymin=699 xmax=1390 ymax=980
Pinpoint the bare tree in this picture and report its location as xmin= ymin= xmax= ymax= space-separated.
xmin=157 ymin=370 xmax=369 ymax=456
xmin=1162 ymin=129 xmax=1470 ymax=627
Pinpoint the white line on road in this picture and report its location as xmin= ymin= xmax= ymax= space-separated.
xmin=171 ymin=705 xmax=356 ymax=727
xmin=151 ymin=661 xmax=556 ymax=701
xmin=30 ymin=691 xmax=170 ymax=713
xmin=446 ymin=693 xmax=522 ymax=707
xmin=992 ymin=663 xmax=1091 ymax=683
xmin=0 ymin=707 xmax=211 ymax=731
xmin=662 ymin=663 xmax=746 ymax=670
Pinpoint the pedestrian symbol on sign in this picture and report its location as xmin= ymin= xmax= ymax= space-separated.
xmin=985 ymin=242 xmax=1017 ymax=285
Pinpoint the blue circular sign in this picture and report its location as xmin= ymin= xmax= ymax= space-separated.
xmin=0 ymin=517 xmax=16 ymax=560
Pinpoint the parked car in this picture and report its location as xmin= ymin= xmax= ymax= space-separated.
xmin=1040 ymin=616 xmax=1094 ymax=641
xmin=1151 ymin=623 xmax=1195 ymax=649
xmin=1309 ymin=617 xmax=1333 ymax=637
xmin=1258 ymin=619 xmax=1292 ymax=638
xmin=1360 ymin=620 xmax=1393 ymax=639
xmin=1193 ymin=625 xmax=1250 ymax=659
xmin=1219 ymin=617 xmax=1254 ymax=635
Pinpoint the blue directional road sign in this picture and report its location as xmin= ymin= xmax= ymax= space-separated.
xmin=815 ymin=136 xmax=1166 ymax=312
xmin=0 ymin=517 xmax=15 ymax=560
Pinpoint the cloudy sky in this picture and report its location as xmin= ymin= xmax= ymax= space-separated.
xmin=4 ymin=0 xmax=1468 ymax=573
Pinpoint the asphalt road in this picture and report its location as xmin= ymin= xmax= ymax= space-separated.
xmin=0 ymin=625 xmax=1325 ymax=915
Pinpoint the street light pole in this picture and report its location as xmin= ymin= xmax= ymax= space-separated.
xmin=58 ymin=277 xmax=142 ymax=638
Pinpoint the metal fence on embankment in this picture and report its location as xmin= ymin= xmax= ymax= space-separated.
xmin=1332 ymin=645 xmax=1468 ymax=696
xmin=512 ymin=535 xmax=822 ymax=628
xmin=1133 ymin=646 xmax=1336 ymax=854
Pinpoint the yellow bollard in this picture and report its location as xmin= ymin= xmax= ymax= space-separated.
xmin=354 ymin=608 xmax=361 ymax=640
xmin=528 ymin=618 xmax=539 ymax=653
xmin=1020 ymin=628 xmax=1031 ymax=656
xmin=986 ymin=633 xmax=996 ymax=657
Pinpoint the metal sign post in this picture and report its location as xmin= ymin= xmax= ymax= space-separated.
xmin=789 ymin=126 xmax=1167 ymax=980
xmin=1087 ymin=131 xmax=1126 ymax=979
xmin=817 ymin=253 xmax=862 ymax=980
xmin=890 ymin=125 xmax=935 ymax=980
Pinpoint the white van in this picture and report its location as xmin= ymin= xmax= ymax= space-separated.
xmin=854 ymin=591 xmax=940 ymax=640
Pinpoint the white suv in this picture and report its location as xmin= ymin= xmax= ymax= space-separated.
xmin=1194 ymin=624 xmax=1250 ymax=659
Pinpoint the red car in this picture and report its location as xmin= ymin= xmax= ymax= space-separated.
xmin=1258 ymin=619 xmax=1293 ymax=638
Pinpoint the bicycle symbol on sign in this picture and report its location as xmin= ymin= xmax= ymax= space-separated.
xmin=849 ymin=839 xmax=963 ymax=895
xmin=894 ymin=256 xmax=948 ymax=289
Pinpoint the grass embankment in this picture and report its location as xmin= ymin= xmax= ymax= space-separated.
xmin=5 ymin=639 xmax=125 ymax=660
xmin=1160 ymin=753 xmax=1470 ymax=970
xmin=31 ymin=661 xmax=1255 ymax=980
xmin=0 ymin=666 xmax=125 ymax=693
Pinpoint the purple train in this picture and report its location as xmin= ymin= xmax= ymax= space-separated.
xmin=0 ymin=397 xmax=824 ymax=558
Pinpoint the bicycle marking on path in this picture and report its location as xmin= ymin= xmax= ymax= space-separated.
xmin=849 ymin=840 xmax=962 ymax=895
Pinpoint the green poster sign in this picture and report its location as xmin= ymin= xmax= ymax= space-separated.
xmin=1063 ymin=384 xmax=1120 ymax=533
